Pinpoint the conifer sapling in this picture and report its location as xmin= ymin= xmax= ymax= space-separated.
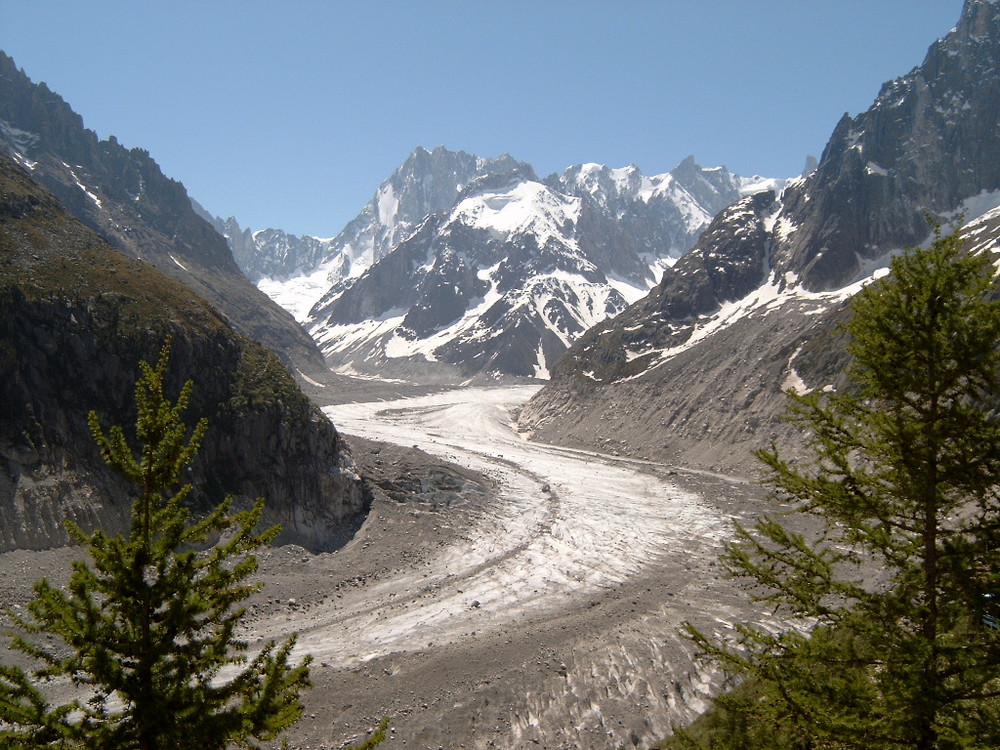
xmin=0 ymin=341 xmax=312 ymax=750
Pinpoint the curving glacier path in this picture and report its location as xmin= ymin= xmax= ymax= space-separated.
xmin=251 ymin=385 xmax=764 ymax=748
xmin=297 ymin=388 xmax=724 ymax=657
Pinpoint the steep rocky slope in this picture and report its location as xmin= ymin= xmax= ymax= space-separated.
xmin=0 ymin=51 xmax=326 ymax=373
xmin=520 ymin=0 xmax=1000 ymax=475
xmin=772 ymin=0 xmax=1000 ymax=291
xmin=0 ymin=151 xmax=366 ymax=552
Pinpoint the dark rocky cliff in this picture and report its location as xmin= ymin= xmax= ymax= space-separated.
xmin=0 ymin=152 xmax=367 ymax=552
xmin=774 ymin=0 xmax=1000 ymax=290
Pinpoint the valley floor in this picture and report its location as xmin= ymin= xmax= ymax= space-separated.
xmin=273 ymin=386 xmax=769 ymax=749
xmin=0 ymin=385 xmax=772 ymax=750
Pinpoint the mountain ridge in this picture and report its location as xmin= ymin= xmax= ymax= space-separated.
xmin=220 ymin=146 xmax=783 ymax=381
xmin=519 ymin=0 xmax=1000 ymax=474
xmin=0 ymin=51 xmax=327 ymax=374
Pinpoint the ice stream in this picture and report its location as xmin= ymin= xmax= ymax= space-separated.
xmin=277 ymin=386 xmax=730 ymax=665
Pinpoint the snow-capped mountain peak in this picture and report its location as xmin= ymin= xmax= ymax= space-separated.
xmin=209 ymin=138 xmax=788 ymax=381
xmin=284 ymin=148 xmax=781 ymax=381
xmin=452 ymin=180 xmax=581 ymax=242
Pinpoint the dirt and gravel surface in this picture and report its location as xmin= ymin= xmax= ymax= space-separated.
xmin=0 ymin=384 xmax=774 ymax=750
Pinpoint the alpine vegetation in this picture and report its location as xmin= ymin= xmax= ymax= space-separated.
xmin=679 ymin=227 xmax=1000 ymax=749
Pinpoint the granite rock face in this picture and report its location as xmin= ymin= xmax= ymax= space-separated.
xmin=773 ymin=0 xmax=1000 ymax=290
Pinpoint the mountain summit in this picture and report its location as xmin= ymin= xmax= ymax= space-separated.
xmin=225 ymin=146 xmax=779 ymax=381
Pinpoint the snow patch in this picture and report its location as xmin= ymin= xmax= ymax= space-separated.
xmin=948 ymin=188 xmax=1000 ymax=224
xmin=63 ymin=162 xmax=102 ymax=208
xmin=377 ymin=183 xmax=399 ymax=228
xmin=775 ymin=217 xmax=799 ymax=241
xmin=639 ymin=254 xmax=678 ymax=285
xmin=296 ymin=369 xmax=326 ymax=388
xmin=782 ymin=347 xmax=809 ymax=395
xmin=452 ymin=181 xmax=581 ymax=242
xmin=532 ymin=270 xmax=626 ymax=343
xmin=259 ymin=255 xmax=349 ymax=323
xmin=381 ymin=279 xmax=505 ymax=362
xmin=763 ymin=208 xmax=798 ymax=241
xmin=532 ymin=342 xmax=550 ymax=380
xmin=0 ymin=120 xmax=39 ymax=155
xmin=604 ymin=272 xmax=653 ymax=305
xmin=960 ymin=203 xmax=1000 ymax=258
xmin=314 ymin=308 xmax=407 ymax=355
xmin=9 ymin=150 xmax=37 ymax=170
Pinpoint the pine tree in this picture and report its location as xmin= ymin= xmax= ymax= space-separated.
xmin=0 ymin=341 xmax=312 ymax=749
xmin=680 ymin=226 xmax=1000 ymax=749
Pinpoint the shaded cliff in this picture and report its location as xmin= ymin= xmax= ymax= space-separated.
xmin=0 ymin=151 xmax=367 ymax=552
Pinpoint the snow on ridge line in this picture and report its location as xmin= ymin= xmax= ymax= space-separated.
xmin=738 ymin=175 xmax=790 ymax=197
xmin=624 ymin=190 xmax=1000 ymax=378
xmin=453 ymin=180 xmax=582 ymax=238
xmin=248 ymin=156 xmax=787 ymax=349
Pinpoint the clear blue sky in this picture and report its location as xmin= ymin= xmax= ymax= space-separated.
xmin=1 ymin=1 xmax=964 ymax=237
